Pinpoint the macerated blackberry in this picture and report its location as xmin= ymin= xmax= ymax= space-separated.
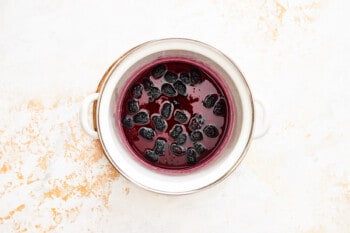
xmin=145 ymin=149 xmax=158 ymax=162
xmin=179 ymin=72 xmax=191 ymax=84
xmin=161 ymin=83 xmax=177 ymax=97
xmin=194 ymin=142 xmax=206 ymax=155
xmin=151 ymin=64 xmax=166 ymax=79
xmin=189 ymin=114 xmax=205 ymax=130
xmin=190 ymin=68 xmax=203 ymax=85
xmin=174 ymin=110 xmax=188 ymax=124
xmin=173 ymin=80 xmax=186 ymax=96
xmin=151 ymin=115 xmax=167 ymax=131
xmin=190 ymin=130 xmax=203 ymax=142
xmin=203 ymin=125 xmax=219 ymax=138
xmin=142 ymin=77 xmax=153 ymax=91
xmin=164 ymin=71 xmax=178 ymax=83
xmin=148 ymin=86 xmax=161 ymax=101
xmin=186 ymin=148 xmax=197 ymax=165
xmin=203 ymin=94 xmax=218 ymax=108
xmin=153 ymin=139 xmax=167 ymax=156
xmin=122 ymin=116 xmax=134 ymax=128
xmin=127 ymin=99 xmax=139 ymax=114
xmin=169 ymin=124 xmax=183 ymax=139
xmin=176 ymin=133 xmax=187 ymax=145
xmin=139 ymin=127 xmax=155 ymax=140
xmin=170 ymin=143 xmax=185 ymax=156
xmin=213 ymin=98 xmax=226 ymax=116
xmin=160 ymin=102 xmax=173 ymax=119
xmin=133 ymin=111 xmax=149 ymax=124
xmin=131 ymin=84 xmax=143 ymax=99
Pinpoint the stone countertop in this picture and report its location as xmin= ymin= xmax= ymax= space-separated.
xmin=0 ymin=0 xmax=349 ymax=232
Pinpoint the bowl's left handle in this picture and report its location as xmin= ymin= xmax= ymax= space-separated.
xmin=80 ymin=93 xmax=100 ymax=139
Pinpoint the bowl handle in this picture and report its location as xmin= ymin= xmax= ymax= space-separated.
xmin=253 ymin=98 xmax=270 ymax=139
xmin=80 ymin=93 xmax=100 ymax=139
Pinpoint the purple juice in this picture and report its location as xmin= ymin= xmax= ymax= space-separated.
xmin=118 ymin=58 xmax=234 ymax=171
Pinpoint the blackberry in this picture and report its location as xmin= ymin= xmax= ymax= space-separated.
xmin=161 ymin=83 xmax=177 ymax=97
xmin=179 ymin=72 xmax=191 ymax=84
xmin=203 ymin=125 xmax=219 ymax=138
xmin=131 ymin=84 xmax=143 ymax=99
xmin=213 ymin=98 xmax=226 ymax=116
xmin=133 ymin=111 xmax=149 ymax=124
xmin=153 ymin=139 xmax=167 ymax=156
xmin=164 ymin=71 xmax=178 ymax=83
xmin=148 ymin=86 xmax=161 ymax=102
xmin=189 ymin=114 xmax=205 ymax=131
xmin=190 ymin=68 xmax=203 ymax=85
xmin=160 ymin=102 xmax=173 ymax=119
xmin=151 ymin=115 xmax=167 ymax=131
xmin=194 ymin=142 xmax=206 ymax=155
xmin=190 ymin=130 xmax=203 ymax=142
xmin=176 ymin=133 xmax=187 ymax=145
xmin=145 ymin=149 xmax=158 ymax=162
xmin=174 ymin=110 xmax=188 ymax=124
xmin=170 ymin=143 xmax=185 ymax=156
xmin=127 ymin=99 xmax=139 ymax=114
xmin=186 ymin=148 xmax=197 ymax=165
xmin=151 ymin=64 xmax=166 ymax=79
xmin=169 ymin=124 xmax=183 ymax=139
xmin=122 ymin=116 xmax=134 ymax=128
xmin=142 ymin=77 xmax=153 ymax=91
xmin=203 ymin=94 xmax=218 ymax=108
xmin=139 ymin=127 xmax=155 ymax=140
xmin=173 ymin=80 xmax=187 ymax=96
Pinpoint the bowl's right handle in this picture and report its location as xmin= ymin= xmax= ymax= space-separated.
xmin=80 ymin=93 xmax=100 ymax=139
xmin=253 ymin=98 xmax=270 ymax=139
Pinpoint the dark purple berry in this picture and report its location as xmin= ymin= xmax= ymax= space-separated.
xmin=151 ymin=115 xmax=167 ymax=131
xmin=213 ymin=98 xmax=226 ymax=116
xmin=122 ymin=116 xmax=134 ymax=128
xmin=142 ymin=77 xmax=153 ymax=91
xmin=151 ymin=64 xmax=166 ymax=79
xmin=127 ymin=99 xmax=139 ymax=114
xmin=203 ymin=125 xmax=219 ymax=138
xmin=148 ymin=86 xmax=161 ymax=101
xmin=132 ymin=84 xmax=143 ymax=99
xmin=145 ymin=149 xmax=158 ymax=162
xmin=160 ymin=102 xmax=173 ymax=119
xmin=161 ymin=83 xmax=176 ymax=97
xmin=169 ymin=124 xmax=183 ymax=139
xmin=203 ymin=94 xmax=218 ymax=108
xmin=176 ymin=133 xmax=187 ymax=145
xmin=189 ymin=114 xmax=205 ymax=130
xmin=139 ymin=127 xmax=155 ymax=140
xmin=194 ymin=142 xmax=206 ymax=155
xmin=173 ymin=81 xmax=187 ymax=96
xmin=174 ymin=110 xmax=189 ymax=124
xmin=164 ymin=71 xmax=178 ymax=83
xmin=186 ymin=148 xmax=197 ymax=165
xmin=179 ymin=72 xmax=191 ymax=84
xmin=190 ymin=130 xmax=203 ymax=142
xmin=153 ymin=139 xmax=167 ymax=156
xmin=190 ymin=68 xmax=203 ymax=85
xmin=133 ymin=111 xmax=149 ymax=124
xmin=170 ymin=143 xmax=185 ymax=156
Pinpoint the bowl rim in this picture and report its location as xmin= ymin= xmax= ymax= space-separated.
xmin=95 ymin=38 xmax=254 ymax=195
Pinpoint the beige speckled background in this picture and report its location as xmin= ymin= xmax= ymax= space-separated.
xmin=1 ymin=0 xmax=349 ymax=232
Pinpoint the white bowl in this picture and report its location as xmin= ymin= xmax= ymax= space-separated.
xmin=80 ymin=38 xmax=266 ymax=195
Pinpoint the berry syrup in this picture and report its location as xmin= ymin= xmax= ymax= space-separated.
xmin=119 ymin=58 xmax=234 ymax=171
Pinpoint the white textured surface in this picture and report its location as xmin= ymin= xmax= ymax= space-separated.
xmin=1 ymin=0 xmax=349 ymax=232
